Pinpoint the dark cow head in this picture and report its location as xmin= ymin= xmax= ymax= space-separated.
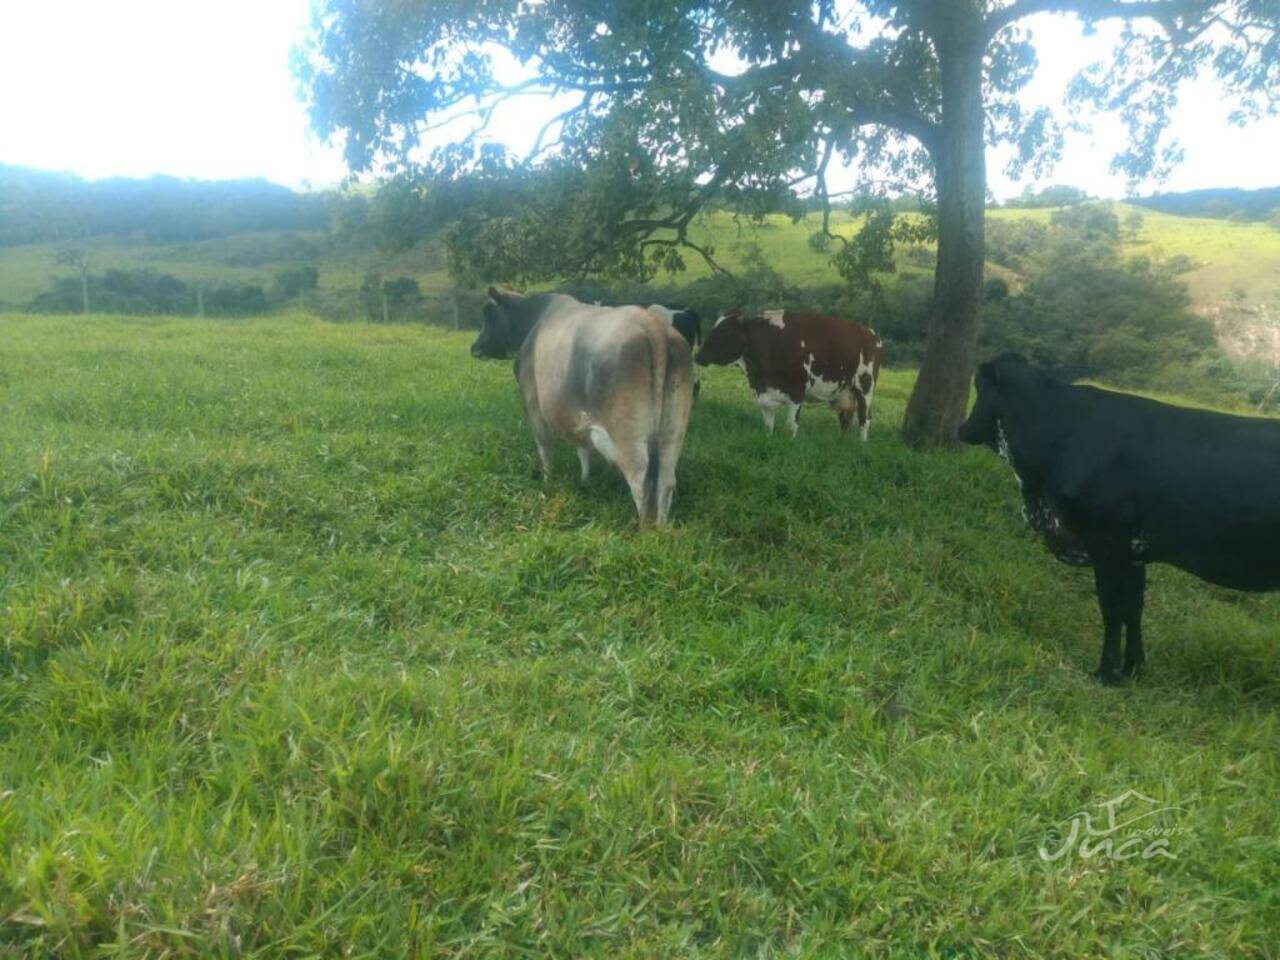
xmin=471 ymin=286 xmax=536 ymax=359
xmin=694 ymin=313 xmax=748 ymax=367
xmin=959 ymin=354 xmax=1042 ymax=448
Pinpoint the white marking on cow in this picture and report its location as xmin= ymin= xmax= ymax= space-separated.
xmin=801 ymin=355 xmax=843 ymax=402
xmin=587 ymin=425 xmax=618 ymax=464
xmin=996 ymin=420 xmax=1012 ymax=462
xmin=762 ymin=309 xmax=786 ymax=329
xmin=783 ymin=402 xmax=800 ymax=437
xmin=756 ymin=387 xmax=790 ymax=407
xmin=996 ymin=421 xmax=1024 ymax=491
xmin=855 ymin=353 xmax=876 ymax=389
xmin=647 ymin=304 xmax=675 ymax=325
xmin=715 ymin=314 xmax=729 ymax=327
xmin=756 ymin=387 xmax=790 ymax=434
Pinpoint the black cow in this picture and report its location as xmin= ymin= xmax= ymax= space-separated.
xmin=959 ymin=355 xmax=1280 ymax=684
xmin=648 ymin=305 xmax=702 ymax=396
xmin=646 ymin=304 xmax=702 ymax=349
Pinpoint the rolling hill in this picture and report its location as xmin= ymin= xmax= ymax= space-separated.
xmin=3 ymin=205 xmax=1277 ymax=314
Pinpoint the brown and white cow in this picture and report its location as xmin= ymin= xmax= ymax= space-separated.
xmin=695 ymin=310 xmax=882 ymax=439
xmin=471 ymin=287 xmax=695 ymax=526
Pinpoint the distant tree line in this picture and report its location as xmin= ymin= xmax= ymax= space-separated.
xmin=26 ymin=262 xmax=330 ymax=317
xmin=0 ymin=164 xmax=331 ymax=246
xmin=1001 ymin=185 xmax=1092 ymax=209
xmin=998 ymin=183 xmax=1280 ymax=224
xmin=24 ymin=259 xmax=434 ymax=324
xmin=29 ymin=269 xmax=271 ymax=317
xmin=1130 ymin=186 xmax=1280 ymax=222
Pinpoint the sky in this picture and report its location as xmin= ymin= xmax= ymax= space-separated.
xmin=1 ymin=1 xmax=1276 ymax=200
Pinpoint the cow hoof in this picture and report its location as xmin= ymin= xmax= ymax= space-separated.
xmin=1092 ymin=668 xmax=1126 ymax=687
xmin=1122 ymin=660 xmax=1145 ymax=680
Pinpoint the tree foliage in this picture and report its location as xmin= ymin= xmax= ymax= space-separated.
xmin=298 ymin=0 xmax=1278 ymax=443
xmin=983 ymin=205 xmax=1217 ymax=382
xmin=301 ymin=1 xmax=1274 ymax=280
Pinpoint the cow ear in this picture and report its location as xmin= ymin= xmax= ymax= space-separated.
xmin=488 ymin=285 xmax=507 ymax=304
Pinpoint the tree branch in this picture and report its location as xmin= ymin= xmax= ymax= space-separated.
xmin=853 ymin=106 xmax=939 ymax=152
xmin=985 ymin=0 xmax=1203 ymax=42
xmin=813 ymin=137 xmax=850 ymax=249
xmin=574 ymin=171 xmax=730 ymax=279
xmin=524 ymin=92 xmax=596 ymax=162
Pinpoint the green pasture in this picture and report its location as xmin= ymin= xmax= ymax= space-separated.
xmin=2 ymin=313 xmax=1278 ymax=957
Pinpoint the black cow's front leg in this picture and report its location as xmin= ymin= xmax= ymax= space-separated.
xmin=1092 ymin=558 xmax=1146 ymax=685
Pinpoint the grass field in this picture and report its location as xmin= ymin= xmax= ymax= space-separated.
xmin=3 ymin=313 xmax=1279 ymax=957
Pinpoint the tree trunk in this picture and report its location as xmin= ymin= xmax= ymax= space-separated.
xmin=901 ymin=32 xmax=987 ymax=448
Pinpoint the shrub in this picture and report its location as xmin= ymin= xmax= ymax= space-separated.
xmin=981 ymin=227 xmax=1214 ymax=384
xmin=360 ymin=273 xmax=424 ymax=323
xmin=1049 ymin=202 xmax=1120 ymax=241
xmin=29 ymin=268 xmax=191 ymax=315
xmin=902 ymin=244 xmax=935 ymax=268
xmin=984 ymin=277 xmax=1010 ymax=303
xmin=203 ymin=281 xmax=269 ymax=317
xmin=985 ymin=219 xmax=1048 ymax=271
xmin=269 ymin=264 xmax=319 ymax=303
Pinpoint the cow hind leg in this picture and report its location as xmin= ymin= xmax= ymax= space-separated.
xmin=518 ymin=374 xmax=555 ymax=477
xmin=577 ymin=446 xmax=591 ymax=482
xmin=783 ymin=401 xmax=801 ymax=438
xmin=1092 ymin=559 xmax=1145 ymax=685
xmin=759 ymin=400 xmax=778 ymax=434
xmin=609 ymin=439 xmax=653 ymax=527
xmin=527 ymin=413 xmax=555 ymax=477
xmin=651 ymin=337 xmax=694 ymax=526
xmin=1123 ymin=565 xmax=1147 ymax=678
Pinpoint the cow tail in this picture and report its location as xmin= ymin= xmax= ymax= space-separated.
xmin=643 ymin=315 xmax=668 ymax=525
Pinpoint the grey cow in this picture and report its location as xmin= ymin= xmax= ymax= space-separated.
xmin=471 ymin=287 xmax=695 ymax=526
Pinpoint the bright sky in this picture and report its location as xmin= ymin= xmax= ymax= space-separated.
xmin=1 ymin=1 xmax=1275 ymax=199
